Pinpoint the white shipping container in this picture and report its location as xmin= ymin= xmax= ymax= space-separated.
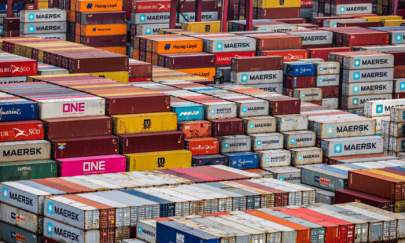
xmin=342 ymin=81 xmax=394 ymax=96
xmin=394 ymin=78 xmax=405 ymax=93
xmin=205 ymin=36 xmax=256 ymax=53
xmin=343 ymin=68 xmax=394 ymax=83
xmin=339 ymin=52 xmax=394 ymax=70
xmin=290 ymin=147 xmax=323 ymax=166
xmin=364 ymin=99 xmax=405 ymax=117
xmin=20 ymin=21 xmax=67 ymax=34
xmin=321 ymin=135 xmax=384 ymax=157
xmin=333 ymin=3 xmax=373 ymax=15
xmin=316 ymin=74 xmax=340 ymax=87
xmin=283 ymin=130 xmax=316 ymax=148
xmin=39 ymin=97 xmax=106 ymax=119
xmin=259 ymin=149 xmax=291 ymax=168
xmin=322 ymin=98 xmax=339 ymax=109
xmin=0 ymin=203 xmax=42 ymax=233
xmin=0 ymin=140 xmax=50 ymax=163
xmin=293 ymin=88 xmax=322 ymax=102
xmin=275 ymin=114 xmax=309 ymax=132
xmin=390 ymin=106 xmax=405 ymax=122
xmin=231 ymin=70 xmax=283 ymax=85
xmin=20 ymin=9 xmax=66 ymax=22
xmin=341 ymin=94 xmax=393 ymax=110
xmin=251 ymin=133 xmax=284 ymax=151
xmin=243 ymin=116 xmax=277 ymax=134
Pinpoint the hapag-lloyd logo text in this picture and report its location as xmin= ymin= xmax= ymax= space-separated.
xmin=62 ymin=103 xmax=85 ymax=113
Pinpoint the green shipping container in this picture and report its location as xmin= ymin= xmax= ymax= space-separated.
xmin=0 ymin=160 xmax=57 ymax=182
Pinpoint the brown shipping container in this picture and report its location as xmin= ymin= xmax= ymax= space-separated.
xmin=348 ymin=170 xmax=405 ymax=201
xmin=77 ymin=11 xmax=126 ymax=24
xmin=51 ymin=135 xmax=119 ymax=159
xmin=104 ymin=93 xmax=170 ymax=115
xmin=211 ymin=118 xmax=244 ymax=137
xmin=395 ymin=65 xmax=405 ymax=78
xmin=231 ymin=56 xmax=283 ymax=72
xmin=44 ymin=116 xmax=112 ymax=139
xmin=335 ymin=189 xmax=395 ymax=212
xmin=255 ymin=7 xmax=300 ymax=18
xmin=119 ymin=131 xmax=184 ymax=154
xmin=80 ymin=35 xmax=127 ymax=47
xmin=159 ymin=53 xmax=216 ymax=69
xmin=320 ymin=86 xmax=339 ymax=98
xmin=268 ymin=97 xmax=301 ymax=115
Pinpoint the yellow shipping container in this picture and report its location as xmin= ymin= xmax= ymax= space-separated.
xmin=254 ymin=0 xmax=301 ymax=9
xmin=384 ymin=20 xmax=405 ymax=26
xmin=113 ymin=112 xmax=177 ymax=135
xmin=89 ymin=71 xmax=129 ymax=82
xmin=127 ymin=150 xmax=192 ymax=171
xmin=182 ymin=21 xmax=221 ymax=33
xmin=362 ymin=15 xmax=402 ymax=22
xmin=177 ymin=67 xmax=216 ymax=81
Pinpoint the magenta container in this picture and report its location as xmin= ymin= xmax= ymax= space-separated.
xmin=57 ymin=154 xmax=126 ymax=176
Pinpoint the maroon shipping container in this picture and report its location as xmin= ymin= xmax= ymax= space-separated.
xmin=80 ymin=36 xmax=127 ymax=47
xmin=3 ymin=18 xmax=20 ymax=31
xmin=308 ymin=47 xmax=351 ymax=60
xmin=284 ymin=76 xmax=316 ymax=89
xmin=348 ymin=170 xmax=405 ymax=201
xmin=321 ymin=86 xmax=339 ymax=98
xmin=119 ymin=131 xmax=184 ymax=154
xmin=335 ymin=188 xmax=395 ymax=212
xmin=395 ymin=65 xmax=405 ymax=78
xmin=248 ymin=33 xmax=302 ymax=51
xmin=266 ymin=96 xmax=301 ymax=115
xmin=254 ymin=8 xmax=300 ymax=19
xmin=158 ymin=53 xmax=216 ymax=69
xmin=231 ymin=56 xmax=283 ymax=72
xmin=390 ymin=51 xmax=405 ymax=66
xmin=394 ymin=93 xmax=405 ymax=99
xmin=105 ymin=93 xmax=170 ymax=115
xmin=342 ymin=31 xmax=389 ymax=46
xmin=129 ymin=59 xmax=152 ymax=78
xmin=271 ymin=18 xmax=306 ymax=24
xmin=77 ymin=11 xmax=126 ymax=24
xmin=211 ymin=118 xmax=244 ymax=137
xmin=337 ymin=22 xmax=384 ymax=28
xmin=51 ymin=135 xmax=119 ymax=159
xmin=44 ymin=116 xmax=112 ymax=140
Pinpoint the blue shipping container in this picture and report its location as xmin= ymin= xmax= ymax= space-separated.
xmin=171 ymin=102 xmax=205 ymax=122
xmin=286 ymin=63 xmax=316 ymax=77
xmin=192 ymin=154 xmax=229 ymax=167
xmin=0 ymin=100 xmax=38 ymax=122
xmin=225 ymin=152 xmax=259 ymax=170
xmin=156 ymin=221 xmax=220 ymax=243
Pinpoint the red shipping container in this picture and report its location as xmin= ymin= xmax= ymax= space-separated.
xmin=119 ymin=131 xmax=184 ymax=154
xmin=51 ymin=135 xmax=119 ymax=159
xmin=185 ymin=137 xmax=219 ymax=155
xmin=321 ymin=86 xmax=340 ymax=98
xmin=179 ymin=120 xmax=212 ymax=139
xmin=211 ymin=118 xmax=244 ymax=137
xmin=267 ymin=96 xmax=301 ymax=115
xmin=308 ymin=47 xmax=351 ymax=60
xmin=259 ymin=49 xmax=308 ymax=62
xmin=285 ymin=76 xmax=316 ymax=89
xmin=0 ymin=59 xmax=37 ymax=77
xmin=215 ymin=51 xmax=255 ymax=66
xmin=0 ymin=120 xmax=44 ymax=142
xmin=276 ymin=208 xmax=341 ymax=243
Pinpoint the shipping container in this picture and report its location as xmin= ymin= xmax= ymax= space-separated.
xmin=0 ymin=203 xmax=42 ymax=233
xmin=113 ymin=112 xmax=177 ymax=135
xmin=275 ymin=114 xmax=308 ymax=132
xmin=119 ymin=131 xmax=184 ymax=154
xmin=0 ymin=221 xmax=40 ymax=243
xmin=0 ymin=160 xmax=56 ymax=182
xmin=127 ymin=150 xmax=192 ymax=171
xmin=283 ymin=130 xmax=316 ymax=149
xmin=220 ymin=135 xmax=251 ymax=153
xmin=243 ymin=116 xmax=277 ymax=134
xmin=290 ymin=147 xmax=323 ymax=166
xmin=251 ymin=133 xmax=284 ymax=151
xmin=321 ymin=135 xmax=384 ymax=157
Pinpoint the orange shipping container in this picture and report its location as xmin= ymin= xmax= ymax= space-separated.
xmin=79 ymin=24 xmax=127 ymax=37
xmin=100 ymin=46 xmax=126 ymax=55
xmin=180 ymin=121 xmax=212 ymax=139
xmin=152 ymin=38 xmax=203 ymax=54
xmin=247 ymin=209 xmax=311 ymax=243
xmin=73 ymin=0 xmax=123 ymax=12
xmin=177 ymin=67 xmax=216 ymax=81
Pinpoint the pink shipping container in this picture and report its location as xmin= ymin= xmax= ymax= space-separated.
xmin=57 ymin=154 xmax=126 ymax=177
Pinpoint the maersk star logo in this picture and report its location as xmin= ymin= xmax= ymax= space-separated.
xmin=339 ymin=6 xmax=346 ymax=13
xmin=216 ymin=42 xmax=224 ymax=51
xmin=47 ymin=202 xmax=54 ymax=215
xmin=223 ymin=143 xmax=229 ymax=149
xmin=47 ymin=222 xmax=54 ymax=235
xmin=400 ymin=82 xmax=405 ymax=91
xmin=352 ymin=86 xmax=360 ymax=93
xmin=241 ymin=106 xmax=248 ymax=113
xmin=376 ymin=104 xmax=384 ymax=114
xmin=28 ymin=25 xmax=35 ymax=33
xmin=395 ymin=33 xmax=403 ymax=42
xmin=290 ymin=138 xmax=297 ymax=145
xmin=353 ymin=59 xmax=361 ymax=67
xmin=256 ymin=140 xmax=262 ymax=146
xmin=139 ymin=15 xmax=146 ymax=22
xmin=28 ymin=13 xmax=35 ymax=21
xmin=353 ymin=72 xmax=361 ymax=80
xmin=2 ymin=188 xmax=8 ymax=198
xmin=352 ymin=98 xmax=359 ymax=105
xmin=334 ymin=144 xmax=343 ymax=153
xmin=249 ymin=123 xmax=255 ymax=129
xmin=298 ymin=155 xmax=303 ymax=160
xmin=241 ymin=74 xmax=249 ymax=83
xmin=145 ymin=27 xmax=152 ymax=35
xmin=327 ymin=127 xmax=334 ymax=134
